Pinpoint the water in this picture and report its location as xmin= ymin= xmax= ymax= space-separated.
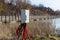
xmin=55 ymin=18 xmax=60 ymax=29
xmin=54 ymin=18 xmax=60 ymax=34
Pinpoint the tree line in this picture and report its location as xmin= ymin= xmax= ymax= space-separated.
xmin=0 ymin=0 xmax=59 ymax=16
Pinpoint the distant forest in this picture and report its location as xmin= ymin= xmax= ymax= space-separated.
xmin=0 ymin=0 xmax=60 ymax=16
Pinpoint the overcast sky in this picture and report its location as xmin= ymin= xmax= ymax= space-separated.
xmin=30 ymin=0 xmax=60 ymax=11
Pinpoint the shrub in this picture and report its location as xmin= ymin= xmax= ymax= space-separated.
xmin=50 ymin=33 xmax=56 ymax=36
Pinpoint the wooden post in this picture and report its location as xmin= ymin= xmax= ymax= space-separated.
xmin=17 ymin=11 xmax=19 ymax=22
xmin=1 ymin=15 xmax=2 ymax=22
xmin=15 ymin=14 xmax=16 ymax=21
xmin=9 ymin=15 xmax=10 ymax=22
xmin=4 ymin=15 xmax=6 ymax=23
xmin=12 ymin=15 xmax=13 ymax=21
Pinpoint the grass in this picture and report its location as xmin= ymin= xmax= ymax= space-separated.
xmin=0 ymin=22 xmax=60 ymax=40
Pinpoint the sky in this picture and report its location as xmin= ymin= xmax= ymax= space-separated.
xmin=30 ymin=0 xmax=60 ymax=28
xmin=30 ymin=0 xmax=60 ymax=11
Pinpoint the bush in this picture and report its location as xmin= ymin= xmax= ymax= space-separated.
xmin=49 ymin=38 xmax=56 ymax=40
xmin=39 ymin=36 xmax=48 ymax=40
xmin=50 ymin=33 xmax=56 ymax=36
xmin=56 ymin=34 xmax=60 ymax=37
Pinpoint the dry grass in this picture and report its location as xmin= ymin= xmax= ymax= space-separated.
xmin=0 ymin=22 xmax=19 ymax=39
xmin=0 ymin=21 xmax=52 ymax=40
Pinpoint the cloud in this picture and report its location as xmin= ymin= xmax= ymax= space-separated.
xmin=30 ymin=0 xmax=60 ymax=10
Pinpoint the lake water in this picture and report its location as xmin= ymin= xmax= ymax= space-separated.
xmin=55 ymin=18 xmax=60 ymax=29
